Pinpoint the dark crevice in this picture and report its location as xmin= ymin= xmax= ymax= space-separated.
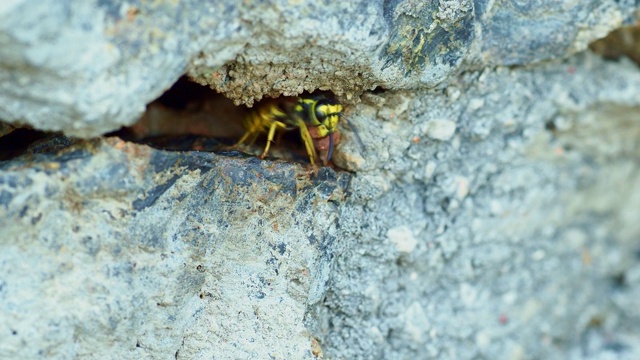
xmin=109 ymin=76 xmax=245 ymax=153
xmin=112 ymin=75 xmax=336 ymax=164
xmin=2 ymin=75 xmax=354 ymax=168
xmin=589 ymin=25 xmax=640 ymax=65
xmin=0 ymin=127 xmax=64 ymax=161
xmin=610 ymin=272 xmax=626 ymax=290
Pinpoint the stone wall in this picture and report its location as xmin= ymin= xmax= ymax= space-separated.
xmin=1 ymin=1 xmax=639 ymax=359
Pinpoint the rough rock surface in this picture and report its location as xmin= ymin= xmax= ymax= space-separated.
xmin=1 ymin=52 xmax=639 ymax=359
xmin=322 ymin=53 xmax=640 ymax=359
xmin=0 ymin=0 xmax=638 ymax=136
xmin=0 ymin=139 xmax=349 ymax=359
xmin=1 ymin=1 xmax=640 ymax=360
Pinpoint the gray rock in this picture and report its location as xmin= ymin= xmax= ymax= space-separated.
xmin=323 ymin=52 xmax=640 ymax=359
xmin=1 ymin=52 xmax=639 ymax=359
xmin=1 ymin=0 xmax=637 ymax=136
xmin=0 ymin=1 xmax=640 ymax=359
xmin=0 ymin=139 xmax=349 ymax=359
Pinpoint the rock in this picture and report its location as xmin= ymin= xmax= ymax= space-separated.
xmin=0 ymin=138 xmax=350 ymax=359
xmin=321 ymin=54 xmax=640 ymax=359
xmin=1 ymin=0 xmax=637 ymax=136
xmin=1 ymin=1 xmax=640 ymax=359
xmin=422 ymin=119 xmax=457 ymax=141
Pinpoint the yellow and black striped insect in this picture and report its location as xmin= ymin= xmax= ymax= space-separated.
xmin=237 ymin=95 xmax=343 ymax=165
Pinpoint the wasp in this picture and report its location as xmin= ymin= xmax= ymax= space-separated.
xmin=237 ymin=95 xmax=343 ymax=165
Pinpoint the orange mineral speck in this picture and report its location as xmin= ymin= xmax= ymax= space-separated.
xmin=581 ymin=248 xmax=592 ymax=266
xmin=126 ymin=6 xmax=140 ymax=21
xmin=114 ymin=139 xmax=126 ymax=150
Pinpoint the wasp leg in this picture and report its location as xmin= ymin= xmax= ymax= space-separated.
xmin=260 ymin=120 xmax=288 ymax=159
xmin=275 ymin=129 xmax=285 ymax=145
xmin=247 ymin=132 xmax=260 ymax=146
xmin=296 ymin=118 xmax=317 ymax=165
xmin=236 ymin=131 xmax=252 ymax=146
xmin=236 ymin=129 xmax=261 ymax=147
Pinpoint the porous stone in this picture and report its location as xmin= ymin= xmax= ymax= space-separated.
xmin=0 ymin=0 xmax=637 ymax=135
xmin=0 ymin=1 xmax=640 ymax=359
xmin=0 ymin=138 xmax=349 ymax=359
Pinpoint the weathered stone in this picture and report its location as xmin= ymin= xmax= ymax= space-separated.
xmin=1 ymin=1 xmax=640 ymax=359
xmin=0 ymin=1 xmax=637 ymax=136
xmin=0 ymin=138 xmax=349 ymax=359
xmin=322 ymin=53 xmax=640 ymax=359
xmin=0 ymin=122 xmax=14 ymax=137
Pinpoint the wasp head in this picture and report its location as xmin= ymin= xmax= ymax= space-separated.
xmin=297 ymin=97 xmax=343 ymax=161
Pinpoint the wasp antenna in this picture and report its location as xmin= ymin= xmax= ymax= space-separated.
xmin=327 ymin=132 xmax=335 ymax=162
xmin=345 ymin=119 xmax=366 ymax=151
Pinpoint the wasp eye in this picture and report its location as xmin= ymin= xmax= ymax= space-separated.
xmin=314 ymin=99 xmax=340 ymax=124
xmin=315 ymin=107 xmax=327 ymax=122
